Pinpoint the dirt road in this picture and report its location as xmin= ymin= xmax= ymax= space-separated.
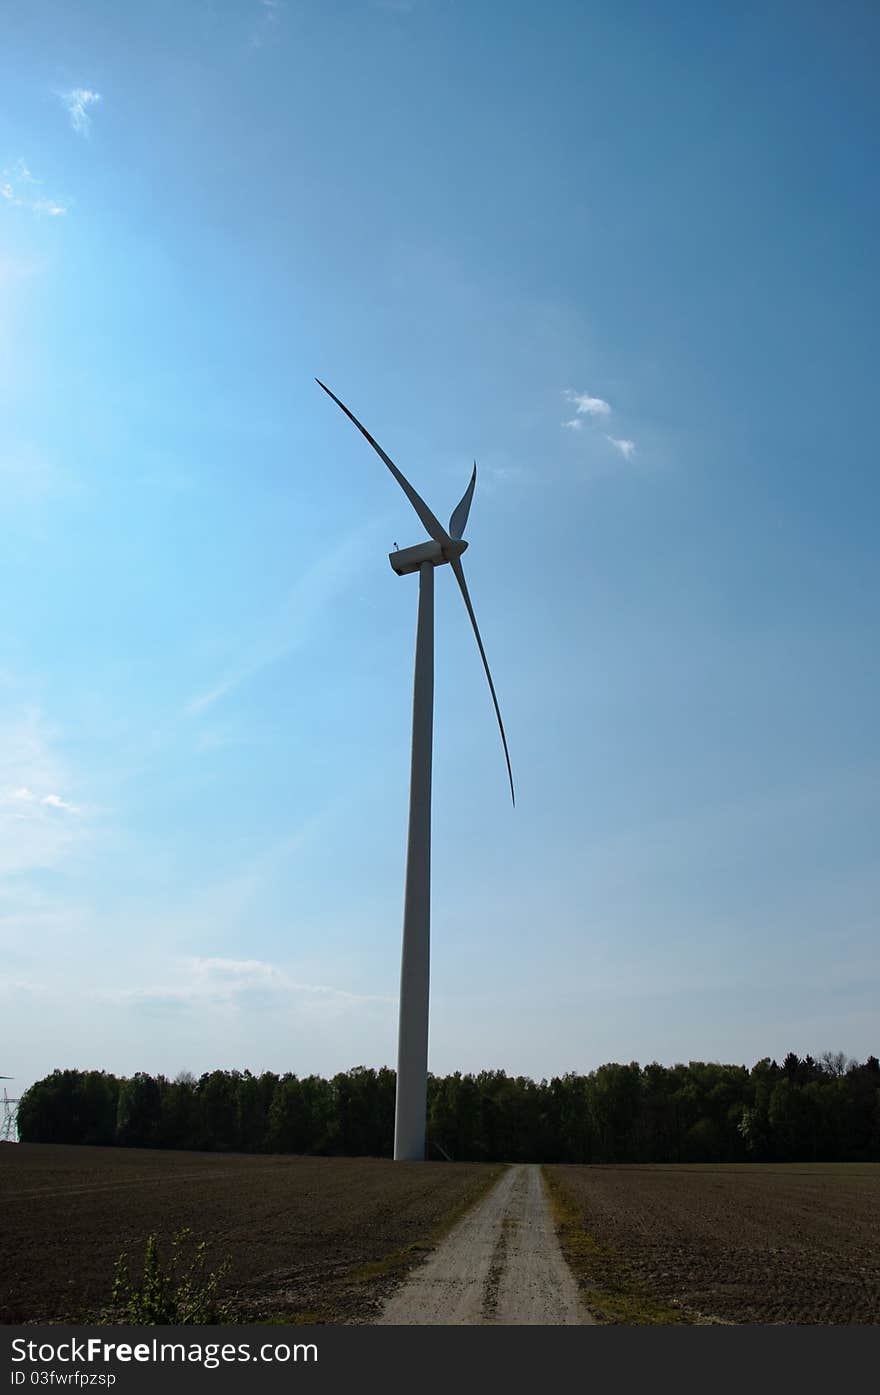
xmin=377 ymin=1163 xmax=590 ymax=1325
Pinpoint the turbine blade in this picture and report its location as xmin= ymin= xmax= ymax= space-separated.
xmin=449 ymin=555 xmax=515 ymax=807
xmin=316 ymin=380 xmax=450 ymax=545
xmin=449 ymin=463 xmax=477 ymax=540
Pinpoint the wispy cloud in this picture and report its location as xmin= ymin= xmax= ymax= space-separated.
xmin=250 ymin=0 xmax=283 ymax=47
xmin=563 ymin=389 xmax=611 ymax=417
xmin=1 ymin=161 xmax=67 ymax=217
xmin=562 ymin=387 xmax=639 ymax=462
xmin=5 ymin=787 xmax=82 ymax=815
xmin=481 ymin=462 xmax=519 ymax=485
xmin=94 ymin=955 xmax=392 ymax=1011
xmin=186 ymin=524 xmax=376 ymax=715
xmin=187 ymin=678 xmax=237 ymax=716
xmin=60 ymin=88 xmax=101 ymax=136
xmin=0 ymin=711 xmax=85 ymax=874
xmin=606 ymin=435 xmax=636 ymax=460
xmin=41 ymin=792 xmax=82 ymax=813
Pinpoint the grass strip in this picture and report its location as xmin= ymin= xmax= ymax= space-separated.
xmin=541 ymin=1167 xmax=691 ymax=1326
xmin=351 ymin=1165 xmax=507 ymax=1285
xmin=282 ymin=1164 xmax=508 ymax=1324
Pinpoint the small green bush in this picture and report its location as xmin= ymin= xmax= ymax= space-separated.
xmin=99 ymin=1228 xmax=233 ymax=1324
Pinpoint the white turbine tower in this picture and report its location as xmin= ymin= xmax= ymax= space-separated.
xmin=317 ymin=380 xmax=514 ymax=1162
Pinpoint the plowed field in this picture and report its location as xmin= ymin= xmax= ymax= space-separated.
xmin=0 ymin=1144 xmax=501 ymax=1324
xmin=546 ymin=1163 xmax=880 ymax=1325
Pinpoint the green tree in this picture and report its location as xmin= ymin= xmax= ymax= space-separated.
xmin=116 ymin=1073 xmax=161 ymax=1148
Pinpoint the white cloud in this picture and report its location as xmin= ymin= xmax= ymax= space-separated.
xmin=563 ymin=389 xmax=611 ymax=417
xmin=93 ymin=955 xmax=392 ymax=1011
xmin=606 ymin=435 xmax=636 ymax=460
xmin=561 ymin=388 xmax=640 ymax=467
xmin=41 ymin=792 xmax=82 ymax=814
xmin=60 ymin=88 xmax=101 ymax=136
xmin=1 ymin=161 xmax=67 ymax=217
xmin=0 ymin=712 xmax=85 ymax=874
xmin=191 ymin=957 xmax=285 ymax=989
xmin=4 ymin=786 xmax=81 ymax=814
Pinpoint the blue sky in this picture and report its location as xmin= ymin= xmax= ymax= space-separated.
xmin=2 ymin=0 xmax=878 ymax=1101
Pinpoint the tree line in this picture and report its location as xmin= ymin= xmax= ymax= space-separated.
xmin=17 ymin=1052 xmax=880 ymax=1163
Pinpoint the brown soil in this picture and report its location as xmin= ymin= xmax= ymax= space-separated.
xmin=0 ymin=1143 xmax=501 ymax=1324
xmin=546 ymin=1162 xmax=880 ymax=1325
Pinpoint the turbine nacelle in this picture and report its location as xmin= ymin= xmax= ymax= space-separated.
xmin=389 ymin=538 xmax=468 ymax=576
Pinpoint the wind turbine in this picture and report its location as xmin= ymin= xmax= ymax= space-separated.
xmin=316 ymin=380 xmax=514 ymax=1161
